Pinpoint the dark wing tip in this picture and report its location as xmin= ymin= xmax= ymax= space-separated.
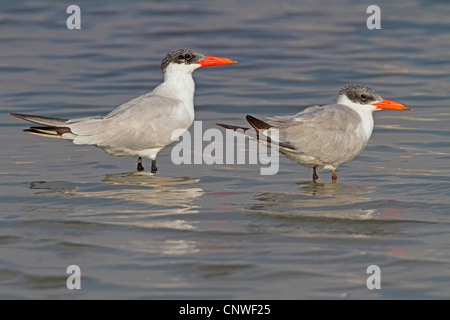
xmin=9 ymin=113 xmax=69 ymax=123
xmin=245 ymin=115 xmax=272 ymax=130
xmin=245 ymin=115 xmax=297 ymax=150
xmin=216 ymin=123 xmax=230 ymax=129
xmin=216 ymin=123 xmax=250 ymax=131
xmin=9 ymin=112 xmax=27 ymax=120
xmin=24 ymin=126 xmax=71 ymax=136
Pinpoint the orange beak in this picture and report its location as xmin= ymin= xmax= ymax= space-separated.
xmin=373 ymin=98 xmax=412 ymax=110
xmin=195 ymin=56 xmax=237 ymax=67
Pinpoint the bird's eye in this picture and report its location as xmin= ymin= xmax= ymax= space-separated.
xmin=360 ymin=94 xmax=367 ymax=99
xmin=178 ymin=53 xmax=192 ymax=61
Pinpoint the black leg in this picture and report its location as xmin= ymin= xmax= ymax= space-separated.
xmin=151 ymin=159 xmax=157 ymax=173
xmin=137 ymin=157 xmax=144 ymax=171
xmin=312 ymin=166 xmax=319 ymax=181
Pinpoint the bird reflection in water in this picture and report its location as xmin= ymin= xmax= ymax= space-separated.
xmin=29 ymin=172 xmax=205 ymax=255
xmin=102 ymin=171 xmax=204 ymax=212
xmin=251 ymin=180 xmax=376 ymax=221
xmin=30 ymin=172 xmax=204 ymax=215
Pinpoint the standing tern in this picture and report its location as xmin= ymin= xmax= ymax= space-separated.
xmin=218 ymin=85 xmax=411 ymax=182
xmin=10 ymin=49 xmax=237 ymax=172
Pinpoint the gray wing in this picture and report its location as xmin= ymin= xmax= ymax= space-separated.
xmin=266 ymin=104 xmax=367 ymax=165
xmin=64 ymin=91 xmax=192 ymax=152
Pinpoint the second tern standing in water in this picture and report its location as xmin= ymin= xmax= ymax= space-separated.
xmin=218 ymin=85 xmax=411 ymax=182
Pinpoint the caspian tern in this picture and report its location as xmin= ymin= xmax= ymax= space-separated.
xmin=218 ymin=85 xmax=411 ymax=182
xmin=10 ymin=49 xmax=236 ymax=172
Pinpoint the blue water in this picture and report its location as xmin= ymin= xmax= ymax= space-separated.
xmin=1 ymin=0 xmax=449 ymax=299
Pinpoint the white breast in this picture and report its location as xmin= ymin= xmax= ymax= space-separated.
xmin=337 ymin=94 xmax=376 ymax=145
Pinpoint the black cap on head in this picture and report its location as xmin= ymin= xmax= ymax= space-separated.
xmin=339 ymin=84 xmax=382 ymax=105
xmin=160 ymin=49 xmax=205 ymax=74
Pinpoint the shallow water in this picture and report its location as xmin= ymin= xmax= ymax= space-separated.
xmin=1 ymin=0 xmax=450 ymax=299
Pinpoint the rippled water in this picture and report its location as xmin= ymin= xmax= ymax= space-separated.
xmin=1 ymin=0 xmax=449 ymax=299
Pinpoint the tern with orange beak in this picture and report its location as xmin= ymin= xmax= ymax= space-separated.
xmin=218 ymin=85 xmax=411 ymax=182
xmin=10 ymin=49 xmax=237 ymax=172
